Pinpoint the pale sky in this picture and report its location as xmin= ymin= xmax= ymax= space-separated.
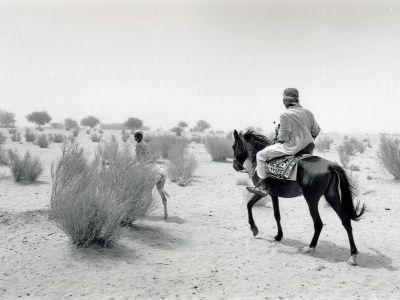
xmin=1 ymin=0 xmax=399 ymax=134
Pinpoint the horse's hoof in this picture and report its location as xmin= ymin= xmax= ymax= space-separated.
xmin=302 ymin=246 xmax=315 ymax=254
xmin=251 ymin=226 xmax=259 ymax=237
xmin=274 ymin=234 xmax=282 ymax=241
xmin=348 ymin=254 xmax=357 ymax=266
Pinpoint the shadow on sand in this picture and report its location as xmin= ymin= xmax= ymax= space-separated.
xmin=260 ymin=237 xmax=396 ymax=270
xmin=145 ymin=215 xmax=187 ymax=225
xmin=125 ymin=223 xmax=186 ymax=250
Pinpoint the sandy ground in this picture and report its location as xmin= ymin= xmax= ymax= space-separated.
xmin=0 ymin=129 xmax=399 ymax=299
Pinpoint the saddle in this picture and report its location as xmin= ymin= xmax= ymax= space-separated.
xmin=265 ymin=143 xmax=315 ymax=181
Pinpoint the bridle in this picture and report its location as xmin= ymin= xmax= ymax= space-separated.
xmin=234 ymin=135 xmax=255 ymax=175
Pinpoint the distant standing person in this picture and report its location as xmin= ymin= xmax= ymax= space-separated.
xmin=134 ymin=130 xmax=150 ymax=162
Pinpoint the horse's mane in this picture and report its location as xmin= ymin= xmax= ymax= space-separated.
xmin=242 ymin=130 xmax=272 ymax=151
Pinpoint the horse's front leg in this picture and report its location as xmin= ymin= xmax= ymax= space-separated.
xmin=271 ymin=195 xmax=283 ymax=241
xmin=247 ymin=194 xmax=262 ymax=236
xmin=156 ymin=176 xmax=168 ymax=220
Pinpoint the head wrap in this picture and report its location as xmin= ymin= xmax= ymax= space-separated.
xmin=283 ymin=88 xmax=299 ymax=102
xmin=134 ymin=130 xmax=143 ymax=137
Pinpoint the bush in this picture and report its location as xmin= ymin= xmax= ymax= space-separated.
xmin=121 ymin=130 xmax=130 ymax=143
xmin=98 ymin=129 xmax=104 ymax=134
xmin=148 ymin=134 xmax=183 ymax=159
xmin=7 ymin=149 xmax=43 ymax=182
xmin=72 ymin=128 xmax=80 ymax=137
xmin=167 ymin=142 xmax=197 ymax=186
xmin=0 ymin=145 xmax=9 ymax=165
xmin=50 ymin=141 xmax=157 ymax=247
xmin=53 ymin=134 xmax=64 ymax=143
xmin=190 ymin=134 xmax=202 ymax=144
xmin=338 ymin=145 xmax=351 ymax=168
xmin=204 ymin=135 xmax=233 ymax=161
xmin=377 ymin=135 xmax=400 ymax=179
xmin=11 ymin=131 xmax=21 ymax=142
xmin=315 ymin=136 xmax=334 ymax=152
xmin=25 ymin=129 xmax=36 ymax=142
xmin=86 ymin=129 xmax=91 ymax=135
xmin=8 ymin=128 xmax=17 ymax=135
xmin=37 ymin=134 xmax=49 ymax=148
xmin=0 ymin=132 xmax=6 ymax=144
xmin=349 ymin=137 xmax=365 ymax=154
xmin=91 ymin=134 xmax=102 ymax=143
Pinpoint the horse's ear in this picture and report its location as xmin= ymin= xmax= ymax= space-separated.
xmin=243 ymin=131 xmax=251 ymax=142
xmin=233 ymin=129 xmax=239 ymax=140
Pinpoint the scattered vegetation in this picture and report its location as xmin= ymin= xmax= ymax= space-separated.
xmin=338 ymin=144 xmax=351 ymax=168
xmin=121 ymin=130 xmax=130 ymax=142
xmin=204 ymin=135 xmax=233 ymax=161
xmin=0 ymin=110 xmax=16 ymax=127
xmin=10 ymin=131 xmax=21 ymax=142
xmin=377 ymin=135 xmax=400 ymax=179
xmin=7 ymin=149 xmax=43 ymax=182
xmin=315 ymin=136 xmax=334 ymax=152
xmin=91 ymin=134 xmax=102 ymax=143
xmin=0 ymin=132 xmax=6 ymax=144
xmin=0 ymin=145 xmax=8 ymax=165
xmin=124 ymin=117 xmax=143 ymax=133
xmin=25 ymin=129 xmax=36 ymax=142
xmin=72 ymin=128 xmax=80 ymax=137
xmin=349 ymin=137 xmax=366 ymax=154
xmin=50 ymin=141 xmax=157 ymax=247
xmin=64 ymin=118 xmax=78 ymax=130
xmin=53 ymin=134 xmax=64 ymax=143
xmin=193 ymin=120 xmax=211 ymax=132
xmin=148 ymin=134 xmax=183 ymax=159
xmin=167 ymin=141 xmax=197 ymax=186
xmin=37 ymin=134 xmax=50 ymax=148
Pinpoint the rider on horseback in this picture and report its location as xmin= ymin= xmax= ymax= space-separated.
xmin=249 ymin=88 xmax=321 ymax=195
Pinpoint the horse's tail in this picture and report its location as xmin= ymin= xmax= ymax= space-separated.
xmin=328 ymin=164 xmax=366 ymax=221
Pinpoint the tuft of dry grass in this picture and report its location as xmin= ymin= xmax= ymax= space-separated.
xmin=91 ymin=133 xmax=102 ymax=143
xmin=203 ymin=135 xmax=233 ymax=161
xmin=315 ymin=136 xmax=334 ymax=152
xmin=7 ymin=149 xmax=43 ymax=182
xmin=338 ymin=144 xmax=351 ymax=168
xmin=0 ymin=145 xmax=9 ymax=165
xmin=167 ymin=141 xmax=197 ymax=186
xmin=0 ymin=132 xmax=6 ymax=144
xmin=148 ymin=134 xmax=184 ymax=159
xmin=50 ymin=141 xmax=158 ymax=247
xmin=53 ymin=134 xmax=64 ymax=143
xmin=10 ymin=131 xmax=21 ymax=142
xmin=377 ymin=135 xmax=400 ymax=179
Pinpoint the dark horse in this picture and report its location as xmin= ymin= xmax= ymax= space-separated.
xmin=232 ymin=129 xmax=366 ymax=265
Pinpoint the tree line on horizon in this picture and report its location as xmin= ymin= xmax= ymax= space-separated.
xmin=0 ymin=109 xmax=212 ymax=134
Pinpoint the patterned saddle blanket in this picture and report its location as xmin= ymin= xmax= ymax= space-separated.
xmin=266 ymin=154 xmax=312 ymax=181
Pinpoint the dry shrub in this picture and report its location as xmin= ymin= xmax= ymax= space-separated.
xmin=37 ymin=134 xmax=49 ymax=148
xmin=121 ymin=130 xmax=130 ymax=142
xmin=349 ymin=137 xmax=365 ymax=154
xmin=148 ymin=134 xmax=183 ymax=159
xmin=204 ymin=135 xmax=233 ymax=161
xmin=50 ymin=141 xmax=157 ymax=247
xmin=53 ymin=134 xmax=64 ymax=143
xmin=315 ymin=136 xmax=334 ymax=152
xmin=0 ymin=145 xmax=9 ymax=166
xmin=91 ymin=133 xmax=102 ymax=143
xmin=167 ymin=141 xmax=197 ymax=186
xmin=377 ymin=135 xmax=400 ymax=179
xmin=0 ymin=132 xmax=6 ymax=144
xmin=7 ymin=149 xmax=43 ymax=182
xmin=72 ymin=128 xmax=80 ymax=137
xmin=11 ymin=131 xmax=21 ymax=142
xmin=338 ymin=145 xmax=351 ymax=168
xmin=8 ymin=128 xmax=17 ymax=135
xmin=25 ymin=129 xmax=35 ymax=142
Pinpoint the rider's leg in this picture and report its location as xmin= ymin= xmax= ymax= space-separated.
xmin=256 ymin=149 xmax=269 ymax=179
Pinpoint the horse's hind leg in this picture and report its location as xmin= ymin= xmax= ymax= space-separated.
xmin=303 ymin=192 xmax=323 ymax=253
xmin=325 ymin=175 xmax=358 ymax=265
xmin=271 ymin=195 xmax=283 ymax=241
xmin=247 ymin=194 xmax=262 ymax=236
xmin=156 ymin=176 xmax=168 ymax=220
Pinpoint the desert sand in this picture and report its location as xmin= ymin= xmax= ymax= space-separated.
xmin=0 ymin=130 xmax=399 ymax=299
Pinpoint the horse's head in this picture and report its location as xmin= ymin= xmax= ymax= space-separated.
xmin=232 ymin=129 xmax=248 ymax=171
xmin=232 ymin=129 xmax=271 ymax=172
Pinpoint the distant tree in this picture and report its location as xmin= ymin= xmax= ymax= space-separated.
xmin=50 ymin=122 xmax=63 ymax=129
xmin=0 ymin=110 xmax=16 ymax=127
xmin=26 ymin=111 xmax=52 ymax=130
xmin=80 ymin=116 xmax=100 ymax=129
xmin=177 ymin=121 xmax=188 ymax=129
xmin=124 ymin=117 xmax=143 ymax=132
xmin=170 ymin=126 xmax=183 ymax=137
xmin=194 ymin=120 xmax=210 ymax=132
xmin=64 ymin=118 xmax=78 ymax=130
